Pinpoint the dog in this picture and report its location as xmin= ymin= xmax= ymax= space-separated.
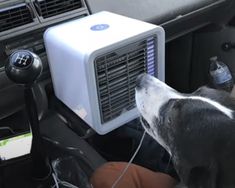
xmin=135 ymin=73 xmax=235 ymax=188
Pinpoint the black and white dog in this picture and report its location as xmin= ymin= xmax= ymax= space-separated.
xmin=135 ymin=73 xmax=235 ymax=188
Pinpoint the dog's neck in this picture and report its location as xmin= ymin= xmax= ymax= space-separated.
xmin=181 ymin=95 xmax=234 ymax=119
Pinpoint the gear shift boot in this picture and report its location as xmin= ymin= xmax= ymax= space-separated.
xmin=5 ymin=50 xmax=51 ymax=180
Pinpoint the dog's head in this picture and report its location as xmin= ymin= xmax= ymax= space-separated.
xmin=135 ymin=73 xmax=235 ymax=187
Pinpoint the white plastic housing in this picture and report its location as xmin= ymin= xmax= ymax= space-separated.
xmin=44 ymin=11 xmax=165 ymax=134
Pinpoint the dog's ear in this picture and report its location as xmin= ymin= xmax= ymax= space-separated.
xmin=187 ymin=165 xmax=218 ymax=188
xmin=173 ymin=162 xmax=218 ymax=188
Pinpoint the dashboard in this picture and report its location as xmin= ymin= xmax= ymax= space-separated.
xmin=0 ymin=0 xmax=234 ymax=118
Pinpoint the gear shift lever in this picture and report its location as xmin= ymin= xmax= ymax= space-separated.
xmin=5 ymin=50 xmax=51 ymax=179
xmin=5 ymin=50 xmax=42 ymax=84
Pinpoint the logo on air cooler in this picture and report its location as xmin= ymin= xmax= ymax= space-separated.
xmin=90 ymin=24 xmax=109 ymax=31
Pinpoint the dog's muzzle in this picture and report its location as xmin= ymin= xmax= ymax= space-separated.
xmin=136 ymin=73 xmax=151 ymax=90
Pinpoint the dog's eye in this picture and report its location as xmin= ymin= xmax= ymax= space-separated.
xmin=167 ymin=118 xmax=171 ymax=124
xmin=153 ymin=116 xmax=161 ymax=128
xmin=140 ymin=116 xmax=150 ymax=129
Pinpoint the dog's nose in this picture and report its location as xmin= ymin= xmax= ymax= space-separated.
xmin=136 ymin=73 xmax=147 ymax=90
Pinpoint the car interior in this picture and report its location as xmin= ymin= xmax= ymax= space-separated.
xmin=1 ymin=0 xmax=235 ymax=187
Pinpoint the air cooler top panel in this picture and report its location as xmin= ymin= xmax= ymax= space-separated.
xmin=44 ymin=11 xmax=160 ymax=54
xmin=44 ymin=11 xmax=165 ymax=134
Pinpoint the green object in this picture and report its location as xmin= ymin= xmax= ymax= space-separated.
xmin=0 ymin=132 xmax=32 ymax=160
xmin=0 ymin=132 xmax=32 ymax=146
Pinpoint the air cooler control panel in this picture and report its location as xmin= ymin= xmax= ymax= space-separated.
xmin=44 ymin=11 xmax=165 ymax=134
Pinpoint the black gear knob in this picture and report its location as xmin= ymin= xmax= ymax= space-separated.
xmin=5 ymin=50 xmax=42 ymax=84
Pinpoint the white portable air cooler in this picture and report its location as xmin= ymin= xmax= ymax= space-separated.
xmin=44 ymin=11 xmax=165 ymax=134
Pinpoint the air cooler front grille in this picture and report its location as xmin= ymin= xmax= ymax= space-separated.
xmin=0 ymin=4 xmax=34 ymax=32
xmin=95 ymin=36 xmax=156 ymax=123
xmin=34 ymin=0 xmax=83 ymax=19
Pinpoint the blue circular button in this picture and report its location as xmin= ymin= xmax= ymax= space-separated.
xmin=90 ymin=24 xmax=109 ymax=31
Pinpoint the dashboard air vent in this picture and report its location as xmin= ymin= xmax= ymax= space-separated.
xmin=34 ymin=0 xmax=83 ymax=19
xmin=0 ymin=3 xmax=34 ymax=32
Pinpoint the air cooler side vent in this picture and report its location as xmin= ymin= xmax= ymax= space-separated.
xmin=95 ymin=36 xmax=157 ymax=123
xmin=34 ymin=0 xmax=83 ymax=19
xmin=0 ymin=3 xmax=34 ymax=32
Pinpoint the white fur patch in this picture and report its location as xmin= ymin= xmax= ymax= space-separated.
xmin=135 ymin=75 xmax=233 ymax=123
xmin=135 ymin=74 xmax=234 ymax=152
xmin=186 ymin=96 xmax=233 ymax=119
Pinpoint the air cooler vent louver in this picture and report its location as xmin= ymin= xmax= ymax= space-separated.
xmin=0 ymin=4 xmax=34 ymax=32
xmin=34 ymin=0 xmax=82 ymax=19
xmin=95 ymin=36 xmax=156 ymax=123
xmin=44 ymin=11 xmax=165 ymax=134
